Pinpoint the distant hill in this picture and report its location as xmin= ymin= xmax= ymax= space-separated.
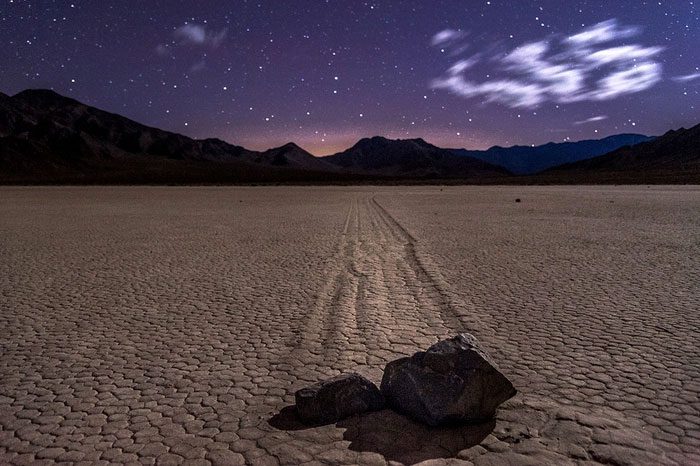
xmin=0 ymin=89 xmax=348 ymax=183
xmin=323 ymin=136 xmax=509 ymax=179
xmin=253 ymin=142 xmax=340 ymax=172
xmin=0 ymin=89 xmax=253 ymax=161
xmin=542 ymin=123 xmax=700 ymax=183
xmin=451 ymin=134 xmax=653 ymax=174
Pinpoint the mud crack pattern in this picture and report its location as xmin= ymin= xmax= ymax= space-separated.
xmin=1 ymin=186 xmax=698 ymax=465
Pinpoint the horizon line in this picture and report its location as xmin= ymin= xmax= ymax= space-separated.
xmin=5 ymin=87 xmax=660 ymax=158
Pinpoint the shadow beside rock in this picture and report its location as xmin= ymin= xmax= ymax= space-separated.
xmin=339 ymin=409 xmax=495 ymax=464
xmin=269 ymin=405 xmax=495 ymax=464
xmin=268 ymin=405 xmax=315 ymax=431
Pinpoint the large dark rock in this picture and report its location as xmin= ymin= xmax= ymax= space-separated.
xmin=380 ymin=333 xmax=516 ymax=426
xmin=295 ymin=373 xmax=385 ymax=425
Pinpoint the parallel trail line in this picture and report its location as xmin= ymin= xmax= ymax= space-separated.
xmin=287 ymin=194 xmax=497 ymax=377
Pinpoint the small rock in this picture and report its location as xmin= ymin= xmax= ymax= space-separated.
xmin=515 ymin=198 xmax=521 ymax=203
xmin=295 ymin=373 xmax=384 ymax=425
xmin=381 ymin=333 xmax=516 ymax=426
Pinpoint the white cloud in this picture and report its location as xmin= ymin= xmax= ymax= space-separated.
xmin=585 ymin=45 xmax=663 ymax=65
xmin=175 ymin=24 xmax=207 ymax=44
xmin=479 ymin=80 xmax=546 ymax=108
xmin=432 ymin=29 xmax=464 ymax=46
xmin=431 ymin=19 xmax=664 ymax=109
xmin=156 ymin=23 xmax=227 ymax=58
xmin=448 ymin=57 xmax=479 ymax=75
xmin=591 ymin=62 xmax=662 ymax=100
xmin=574 ymin=115 xmax=608 ymax=125
xmin=503 ymin=41 xmax=549 ymax=70
xmin=566 ymin=19 xmax=638 ymax=47
xmin=171 ymin=23 xmax=227 ymax=48
xmin=673 ymin=72 xmax=700 ymax=82
xmin=501 ymin=41 xmax=587 ymax=100
xmin=432 ymin=75 xmax=546 ymax=108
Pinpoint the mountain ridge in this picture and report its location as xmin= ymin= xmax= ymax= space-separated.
xmin=1 ymin=88 xmax=698 ymax=184
xmin=451 ymin=134 xmax=654 ymax=174
xmin=322 ymin=136 xmax=510 ymax=179
xmin=544 ymin=124 xmax=700 ymax=181
xmin=0 ymin=89 xmax=353 ymax=182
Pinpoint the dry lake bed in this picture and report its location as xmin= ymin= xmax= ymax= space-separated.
xmin=1 ymin=186 xmax=699 ymax=465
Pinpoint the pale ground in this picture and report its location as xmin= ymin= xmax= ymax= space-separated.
xmin=0 ymin=186 xmax=698 ymax=466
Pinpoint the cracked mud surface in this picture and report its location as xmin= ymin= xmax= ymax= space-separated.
xmin=1 ymin=186 xmax=698 ymax=465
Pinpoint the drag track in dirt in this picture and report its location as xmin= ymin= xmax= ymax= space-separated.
xmin=1 ymin=186 xmax=697 ymax=465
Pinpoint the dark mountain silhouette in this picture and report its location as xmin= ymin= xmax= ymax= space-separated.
xmin=1 ymin=89 xmax=698 ymax=184
xmin=322 ymin=136 xmax=509 ymax=179
xmin=0 ymin=89 xmax=354 ymax=183
xmin=254 ymin=142 xmax=340 ymax=171
xmin=2 ymin=89 xmax=253 ymax=160
xmin=452 ymin=134 xmax=653 ymax=174
xmin=542 ymin=123 xmax=700 ymax=183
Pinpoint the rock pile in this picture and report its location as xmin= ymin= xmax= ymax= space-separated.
xmin=294 ymin=333 xmax=516 ymax=426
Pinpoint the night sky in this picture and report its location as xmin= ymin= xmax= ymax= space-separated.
xmin=2 ymin=1 xmax=698 ymax=155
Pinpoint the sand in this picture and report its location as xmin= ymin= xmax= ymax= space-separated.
xmin=0 ymin=186 xmax=698 ymax=465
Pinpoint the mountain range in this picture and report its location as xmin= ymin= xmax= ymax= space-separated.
xmin=1 ymin=89 xmax=698 ymax=184
xmin=0 ymin=89 xmax=351 ymax=183
xmin=451 ymin=134 xmax=654 ymax=174
xmin=541 ymin=125 xmax=700 ymax=184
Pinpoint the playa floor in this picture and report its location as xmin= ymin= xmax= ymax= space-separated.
xmin=1 ymin=186 xmax=698 ymax=465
